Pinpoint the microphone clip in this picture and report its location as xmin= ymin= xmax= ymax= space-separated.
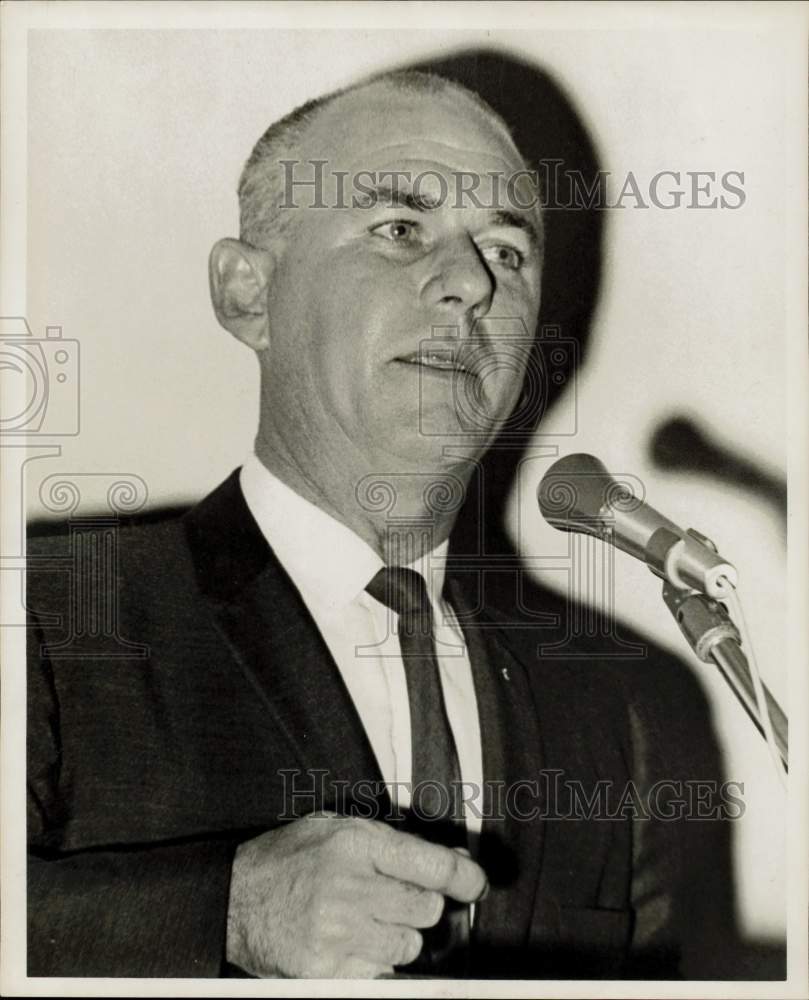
xmin=660 ymin=560 xmax=788 ymax=770
xmin=661 ymin=573 xmax=741 ymax=664
xmin=647 ymin=526 xmax=737 ymax=599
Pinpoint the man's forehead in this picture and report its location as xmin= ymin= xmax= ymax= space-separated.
xmin=299 ymin=84 xmax=526 ymax=175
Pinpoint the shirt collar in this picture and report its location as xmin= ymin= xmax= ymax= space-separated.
xmin=239 ymin=454 xmax=449 ymax=614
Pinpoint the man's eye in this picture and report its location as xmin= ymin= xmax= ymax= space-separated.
xmin=370 ymin=220 xmax=420 ymax=243
xmin=481 ymin=244 xmax=525 ymax=270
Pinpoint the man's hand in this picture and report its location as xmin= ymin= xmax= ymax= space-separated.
xmin=225 ymin=813 xmax=487 ymax=978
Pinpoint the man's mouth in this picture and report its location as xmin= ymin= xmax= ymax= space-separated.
xmin=395 ymin=349 xmax=477 ymax=377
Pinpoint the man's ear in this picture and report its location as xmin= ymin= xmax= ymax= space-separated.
xmin=208 ymin=238 xmax=275 ymax=351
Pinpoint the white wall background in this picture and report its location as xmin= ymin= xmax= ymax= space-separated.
xmin=24 ymin=19 xmax=800 ymax=942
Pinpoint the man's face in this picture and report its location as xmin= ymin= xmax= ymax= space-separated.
xmin=261 ymin=86 xmax=542 ymax=480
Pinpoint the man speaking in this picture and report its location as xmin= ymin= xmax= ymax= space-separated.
xmin=27 ymin=70 xmax=698 ymax=979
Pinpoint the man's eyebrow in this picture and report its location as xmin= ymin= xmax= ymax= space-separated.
xmin=359 ymin=184 xmax=543 ymax=249
xmin=485 ymin=210 xmax=542 ymax=250
xmin=361 ymin=183 xmax=441 ymax=212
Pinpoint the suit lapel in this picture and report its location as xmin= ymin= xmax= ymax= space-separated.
xmin=447 ymin=577 xmax=546 ymax=963
xmin=451 ymin=578 xmax=637 ymax=973
xmin=183 ymin=473 xmax=549 ymax=937
xmin=183 ymin=471 xmax=384 ymax=808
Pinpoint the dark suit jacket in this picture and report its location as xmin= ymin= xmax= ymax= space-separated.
xmin=27 ymin=470 xmax=718 ymax=978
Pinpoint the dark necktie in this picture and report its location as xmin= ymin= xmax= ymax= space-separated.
xmin=366 ymin=566 xmax=469 ymax=975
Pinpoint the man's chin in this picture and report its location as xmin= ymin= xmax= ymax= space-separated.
xmin=352 ymin=429 xmax=477 ymax=527
xmin=367 ymin=421 xmax=493 ymax=471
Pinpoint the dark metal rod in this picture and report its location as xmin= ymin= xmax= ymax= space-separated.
xmin=710 ymin=638 xmax=788 ymax=769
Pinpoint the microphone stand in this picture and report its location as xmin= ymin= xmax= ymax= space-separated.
xmin=662 ymin=575 xmax=788 ymax=771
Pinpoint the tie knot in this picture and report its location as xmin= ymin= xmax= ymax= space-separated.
xmin=366 ymin=566 xmax=432 ymax=621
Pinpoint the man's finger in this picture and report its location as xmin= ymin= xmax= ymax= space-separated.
xmin=366 ymin=874 xmax=444 ymax=928
xmin=336 ymin=957 xmax=394 ymax=979
xmin=371 ymin=827 xmax=487 ymax=903
xmin=348 ymin=919 xmax=423 ymax=968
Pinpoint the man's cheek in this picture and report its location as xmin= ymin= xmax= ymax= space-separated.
xmin=493 ymin=282 xmax=541 ymax=321
xmin=485 ymin=344 xmax=529 ymax=395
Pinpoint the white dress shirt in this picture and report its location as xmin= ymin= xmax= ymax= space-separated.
xmin=239 ymin=454 xmax=484 ymax=841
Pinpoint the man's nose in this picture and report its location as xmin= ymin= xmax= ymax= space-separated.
xmin=424 ymin=236 xmax=494 ymax=321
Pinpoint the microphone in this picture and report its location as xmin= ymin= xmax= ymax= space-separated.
xmin=536 ymin=453 xmax=737 ymax=598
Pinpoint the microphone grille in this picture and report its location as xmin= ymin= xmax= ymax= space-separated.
xmin=537 ymin=453 xmax=615 ymax=531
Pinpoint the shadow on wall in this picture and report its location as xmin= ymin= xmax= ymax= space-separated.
xmin=403 ymin=48 xmax=785 ymax=980
xmin=649 ymin=414 xmax=787 ymax=536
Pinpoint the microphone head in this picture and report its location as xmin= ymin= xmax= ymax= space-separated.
xmin=537 ymin=453 xmax=628 ymax=534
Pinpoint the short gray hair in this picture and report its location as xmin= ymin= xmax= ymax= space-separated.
xmin=237 ymin=70 xmax=519 ymax=252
